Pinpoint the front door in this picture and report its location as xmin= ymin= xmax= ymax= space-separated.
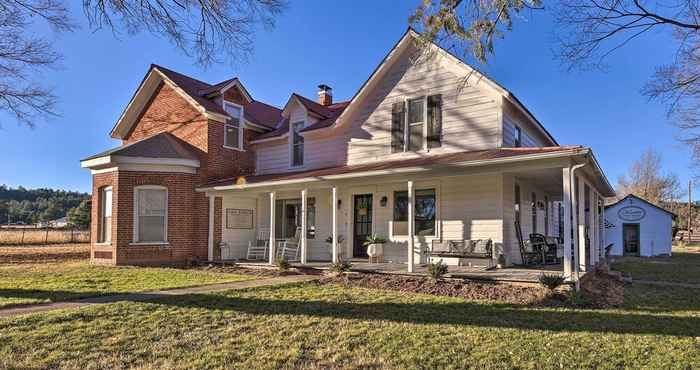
xmin=353 ymin=194 xmax=373 ymax=258
xmin=623 ymin=223 xmax=640 ymax=256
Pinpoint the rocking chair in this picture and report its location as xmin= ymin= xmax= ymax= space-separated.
xmin=516 ymin=220 xmax=542 ymax=266
xmin=246 ymin=228 xmax=270 ymax=261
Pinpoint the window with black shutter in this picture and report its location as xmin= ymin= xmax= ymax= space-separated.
xmin=427 ymin=94 xmax=442 ymax=148
xmin=391 ymin=101 xmax=405 ymax=153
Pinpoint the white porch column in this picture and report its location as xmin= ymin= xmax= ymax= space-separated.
xmin=577 ymin=176 xmax=587 ymax=272
xmin=562 ymin=167 xmax=572 ymax=278
xmin=207 ymin=195 xmax=215 ymax=262
xmin=332 ymin=186 xmax=339 ymax=263
xmin=269 ymin=191 xmax=276 ymax=265
xmin=590 ymin=192 xmax=598 ymax=266
xmin=300 ymin=189 xmax=308 ymax=264
xmin=407 ymin=180 xmax=415 ymax=273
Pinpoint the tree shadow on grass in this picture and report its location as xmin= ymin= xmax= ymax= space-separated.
xmin=151 ymin=291 xmax=699 ymax=337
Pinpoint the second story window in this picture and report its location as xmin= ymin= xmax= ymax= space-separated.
xmin=224 ymin=102 xmax=243 ymax=150
xmin=291 ymin=121 xmax=304 ymax=167
xmin=514 ymin=125 xmax=522 ymax=147
xmin=391 ymin=94 xmax=442 ymax=153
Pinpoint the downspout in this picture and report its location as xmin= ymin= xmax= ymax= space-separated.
xmin=570 ymin=163 xmax=586 ymax=291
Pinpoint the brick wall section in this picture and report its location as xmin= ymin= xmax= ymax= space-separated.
xmin=90 ymin=82 xmax=259 ymax=266
xmin=122 ymin=82 xmax=209 ymax=153
xmin=91 ymin=172 xmax=117 ymax=264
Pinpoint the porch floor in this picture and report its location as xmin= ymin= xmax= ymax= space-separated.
xmin=234 ymin=259 xmax=565 ymax=284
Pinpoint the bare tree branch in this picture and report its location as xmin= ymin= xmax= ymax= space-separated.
xmin=82 ymin=0 xmax=287 ymax=67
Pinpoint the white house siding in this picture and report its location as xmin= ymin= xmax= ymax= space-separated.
xmin=254 ymin=100 xmax=350 ymax=175
xmin=604 ymin=197 xmax=673 ymax=257
xmin=345 ymin=44 xmax=502 ymax=166
xmin=501 ymin=100 xmax=552 ymax=148
xmin=220 ymin=196 xmax=258 ymax=260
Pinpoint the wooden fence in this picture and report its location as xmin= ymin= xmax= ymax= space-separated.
xmin=0 ymin=227 xmax=90 ymax=245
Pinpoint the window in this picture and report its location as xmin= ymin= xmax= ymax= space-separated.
xmin=531 ymin=192 xmax=537 ymax=234
xmin=407 ymin=98 xmax=424 ymax=151
xmin=99 ymin=187 xmax=112 ymax=243
xmin=391 ymin=95 xmax=442 ymax=153
xmin=514 ymin=183 xmax=521 ymax=226
xmin=514 ymin=126 xmax=522 ymax=147
xmin=275 ymin=198 xmax=315 ymax=239
xmin=291 ymin=121 xmax=304 ymax=167
xmin=392 ymin=189 xmax=436 ymax=236
xmin=134 ymin=186 xmax=167 ymax=243
xmin=544 ymin=195 xmax=549 ymax=235
xmin=224 ymin=102 xmax=243 ymax=149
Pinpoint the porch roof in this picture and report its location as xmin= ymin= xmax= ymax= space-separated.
xmin=199 ymin=146 xmax=613 ymax=194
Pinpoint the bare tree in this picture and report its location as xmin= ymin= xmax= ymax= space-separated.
xmin=0 ymin=0 xmax=286 ymax=128
xmin=617 ymin=148 xmax=683 ymax=206
xmin=412 ymin=1 xmax=700 ymax=174
xmin=82 ymin=0 xmax=287 ymax=67
xmin=0 ymin=0 xmax=74 ymax=127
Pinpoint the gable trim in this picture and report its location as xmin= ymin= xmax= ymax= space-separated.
xmin=212 ymin=78 xmax=253 ymax=103
xmin=605 ymin=194 xmax=676 ymax=217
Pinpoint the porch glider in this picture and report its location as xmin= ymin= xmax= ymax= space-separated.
xmin=429 ymin=239 xmax=493 ymax=261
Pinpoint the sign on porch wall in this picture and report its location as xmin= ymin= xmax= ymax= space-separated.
xmin=226 ymin=209 xmax=254 ymax=229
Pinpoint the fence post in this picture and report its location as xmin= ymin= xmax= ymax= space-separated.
xmin=70 ymin=228 xmax=74 ymax=243
xmin=44 ymin=228 xmax=49 ymax=245
xmin=20 ymin=229 xmax=25 ymax=245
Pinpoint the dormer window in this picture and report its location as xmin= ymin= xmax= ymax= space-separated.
xmin=223 ymin=102 xmax=243 ymax=150
xmin=291 ymin=121 xmax=304 ymax=167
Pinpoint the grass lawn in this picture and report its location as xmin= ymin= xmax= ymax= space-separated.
xmin=0 ymin=282 xmax=698 ymax=369
xmin=611 ymin=246 xmax=700 ymax=284
xmin=0 ymin=260 xmax=253 ymax=308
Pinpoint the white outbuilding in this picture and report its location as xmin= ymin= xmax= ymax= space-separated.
xmin=604 ymin=194 xmax=674 ymax=257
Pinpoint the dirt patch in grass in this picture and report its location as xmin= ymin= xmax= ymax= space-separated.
xmin=318 ymin=273 xmax=555 ymax=305
xmin=0 ymin=244 xmax=89 ymax=264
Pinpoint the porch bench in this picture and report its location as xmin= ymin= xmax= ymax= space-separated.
xmin=428 ymin=239 xmax=493 ymax=267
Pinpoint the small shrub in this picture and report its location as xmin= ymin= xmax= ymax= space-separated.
xmin=330 ymin=259 xmax=352 ymax=273
xmin=427 ymin=260 xmax=448 ymax=281
xmin=568 ymin=290 xmax=593 ymax=307
xmin=275 ymin=258 xmax=291 ymax=271
xmin=538 ymin=273 xmax=566 ymax=291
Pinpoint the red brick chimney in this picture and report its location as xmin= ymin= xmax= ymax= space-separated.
xmin=318 ymin=84 xmax=332 ymax=106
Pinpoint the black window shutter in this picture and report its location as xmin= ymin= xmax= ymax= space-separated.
xmin=391 ymin=101 xmax=405 ymax=153
xmin=427 ymin=94 xmax=442 ymax=148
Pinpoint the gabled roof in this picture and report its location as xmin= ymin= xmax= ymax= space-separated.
xmin=110 ymin=64 xmax=281 ymax=139
xmin=605 ymin=194 xmax=676 ymax=217
xmin=82 ymin=132 xmax=202 ymax=162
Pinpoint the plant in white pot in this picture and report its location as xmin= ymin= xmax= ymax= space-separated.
xmin=363 ymin=234 xmax=387 ymax=263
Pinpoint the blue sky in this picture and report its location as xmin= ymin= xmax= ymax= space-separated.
xmin=0 ymin=1 xmax=695 ymax=194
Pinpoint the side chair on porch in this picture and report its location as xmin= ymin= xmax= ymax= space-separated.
xmin=246 ymin=228 xmax=270 ymax=261
xmin=277 ymin=227 xmax=302 ymax=262
xmin=515 ymin=220 xmax=542 ymax=266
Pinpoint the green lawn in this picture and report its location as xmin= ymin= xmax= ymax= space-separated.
xmin=0 ymin=261 xmax=252 ymax=308
xmin=611 ymin=247 xmax=700 ymax=284
xmin=0 ymin=281 xmax=698 ymax=369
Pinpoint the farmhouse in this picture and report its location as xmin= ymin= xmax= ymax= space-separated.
xmin=80 ymin=28 xmax=614 ymax=282
xmin=604 ymin=194 xmax=674 ymax=257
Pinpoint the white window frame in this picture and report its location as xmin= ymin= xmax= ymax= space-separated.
xmin=388 ymin=181 xmax=441 ymax=241
xmin=223 ymin=101 xmax=244 ymax=151
xmin=98 ymin=186 xmax=112 ymax=244
xmin=132 ymin=185 xmax=168 ymax=245
xmin=402 ymin=96 xmax=430 ymax=152
xmin=289 ymin=120 xmax=305 ymax=168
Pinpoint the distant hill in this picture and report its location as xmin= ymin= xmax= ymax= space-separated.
xmin=0 ymin=185 xmax=90 ymax=225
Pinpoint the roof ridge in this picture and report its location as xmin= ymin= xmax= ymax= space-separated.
xmin=151 ymin=64 xmax=212 ymax=87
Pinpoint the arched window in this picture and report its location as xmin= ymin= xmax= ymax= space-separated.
xmin=134 ymin=185 xmax=168 ymax=243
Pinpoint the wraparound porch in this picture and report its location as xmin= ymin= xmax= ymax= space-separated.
xmin=199 ymin=148 xmax=614 ymax=284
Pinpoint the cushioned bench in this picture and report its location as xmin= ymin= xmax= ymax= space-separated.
xmin=428 ymin=239 xmax=493 ymax=267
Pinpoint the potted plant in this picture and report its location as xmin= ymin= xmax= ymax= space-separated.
xmin=363 ymin=234 xmax=387 ymax=262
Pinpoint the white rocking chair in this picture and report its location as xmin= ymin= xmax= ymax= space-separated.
xmin=246 ymin=229 xmax=270 ymax=261
xmin=277 ymin=227 xmax=302 ymax=262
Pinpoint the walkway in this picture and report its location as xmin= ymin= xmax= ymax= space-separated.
xmin=633 ymin=279 xmax=700 ymax=289
xmin=0 ymin=274 xmax=318 ymax=318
